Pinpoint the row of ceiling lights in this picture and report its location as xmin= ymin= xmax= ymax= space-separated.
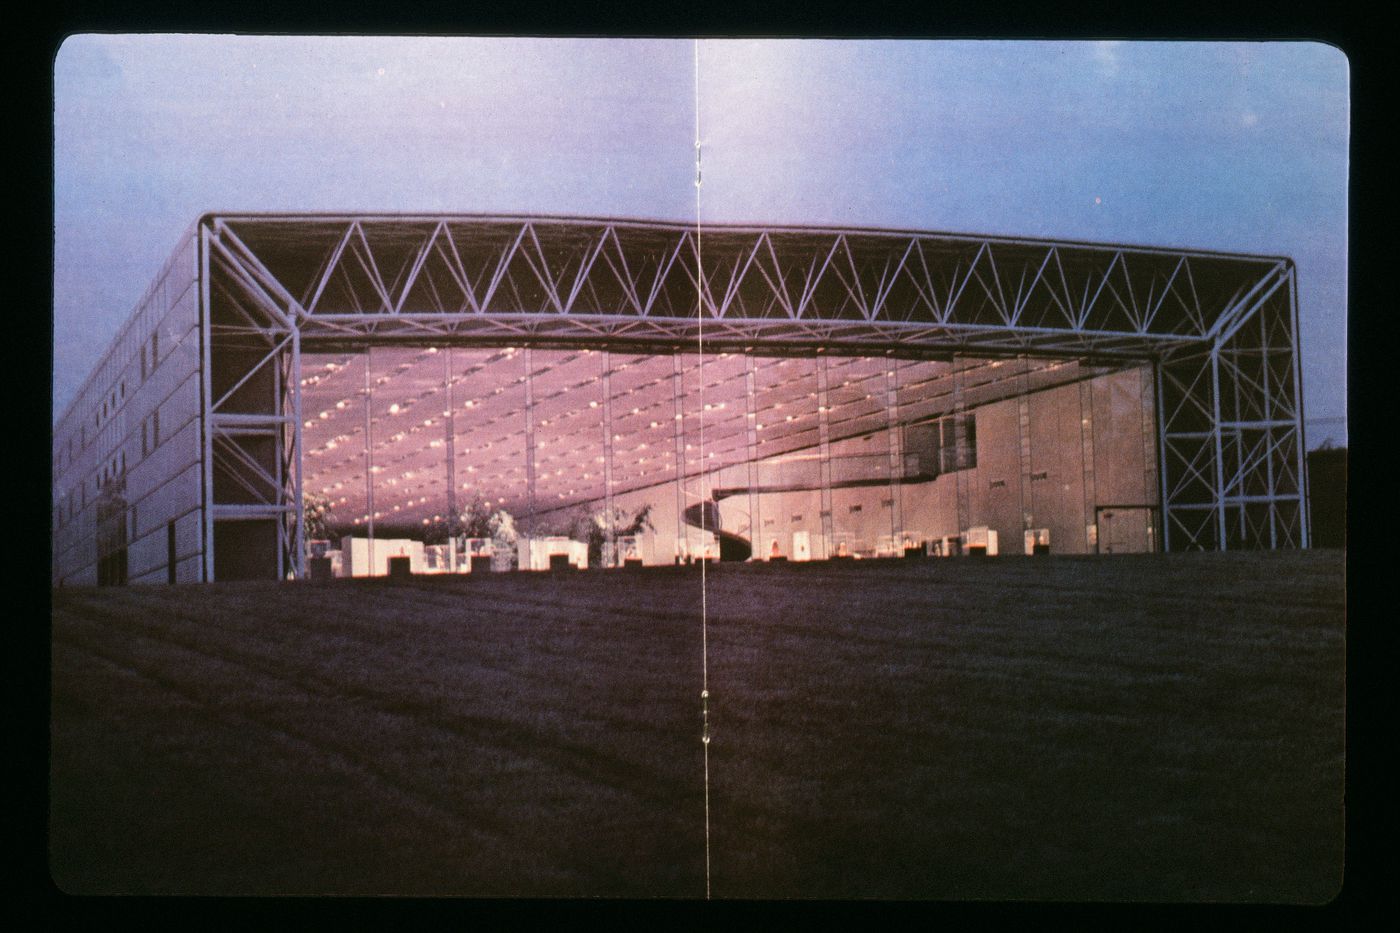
xmin=304 ymin=349 xmax=1050 ymax=523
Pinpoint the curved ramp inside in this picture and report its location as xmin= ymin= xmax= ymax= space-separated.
xmin=681 ymin=501 xmax=752 ymax=562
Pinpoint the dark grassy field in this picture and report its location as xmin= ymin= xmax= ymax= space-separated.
xmin=50 ymin=551 xmax=1345 ymax=901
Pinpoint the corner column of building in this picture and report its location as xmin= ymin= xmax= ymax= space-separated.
xmin=1288 ymin=267 xmax=1310 ymax=547
xmin=290 ymin=328 xmax=305 ymax=578
xmin=1210 ymin=344 xmax=1227 ymax=549
xmin=199 ymin=223 xmax=214 ymax=582
xmin=1258 ymin=299 xmax=1278 ymax=549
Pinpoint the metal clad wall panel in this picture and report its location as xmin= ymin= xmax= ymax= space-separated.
xmin=972 ymin=398 xmax=1023 ymax=545
xmin=52 ymin=226 xmax=201 ymax=584
xmin=1028 ymin=381 xmax=1090 ymax=555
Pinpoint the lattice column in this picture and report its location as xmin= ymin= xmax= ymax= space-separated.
xmin=1210 ymin=345 xmax=1228 ymax=549
xmin=1260 ymin=301 xmax=1277 ymax=549
xmin=276 ymin=333 xmax=304 ymax=578
xmin=272 ymin=346 xmax=286 ymax=578
xmin=1158 ymin=345 xmax=1220 ymax=552
xmin=1208 ymin=271 xmax=1308 ymax=550
xmin=203 ymin=220 xmax=304 ymax=579
xmin=1288 ymin=267 xmax=1311 ymax=547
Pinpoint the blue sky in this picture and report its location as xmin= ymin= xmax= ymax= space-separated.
xmin=53 ymin=37 xmax=1348 ymax=444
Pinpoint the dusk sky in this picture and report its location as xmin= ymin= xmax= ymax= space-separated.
xmin=53 ymin=37 xmax=1348 ymax=445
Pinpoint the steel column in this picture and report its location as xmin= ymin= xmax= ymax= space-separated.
xmin=1289 ymin=267 xmax=1310 ymax=547
xmin=199 ymin=223 xmax=215 ymax=581
xmin=1211 ymin=345 xmax=1227 ymax=549
xmin=524 ymin=347 xmax=536 ymax=532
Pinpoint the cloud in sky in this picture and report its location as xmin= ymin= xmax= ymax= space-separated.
xmin=1093 ymin=40 xmax=1122 ymax=77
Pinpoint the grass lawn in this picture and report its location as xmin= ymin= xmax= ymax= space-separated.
xmin=50 ymin=550 xmax=1344 ymax=900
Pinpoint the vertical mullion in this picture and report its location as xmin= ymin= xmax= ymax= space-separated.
xmin=445 ymin=346 xmax=457 ymax=571
xmin=1211 ymin=346 xmax=1227 ymax=550
xmin=817 ymin=356 xmax=834 ymax=560
xmin=744 ymin=354 xmax=761 ymax=561
xmin=364 ymin=346 xmax=375 ymax=574
xmin=602 ymin=352 xmax=616 ymax=566
xmin=885 ymin=357 xmax=903 ymax=548
xmin=1080 ymin=377 xmax=1096 ymax=553
xmin=524 ymin=347 xmax=536 ymax=535
xmin=673 ymin=354 xmax=687 ymax=562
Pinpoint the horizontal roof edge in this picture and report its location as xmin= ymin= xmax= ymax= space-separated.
xmin=203 ymin=211 xmax=1292 ymax=266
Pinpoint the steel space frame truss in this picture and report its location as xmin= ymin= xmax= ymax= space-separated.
xmin=1155 ymin=263 xmax=1309 ymax=550
xmin=198 ymin=214 xmax=1308 ymax=577
xmin=202 ymin=224 xmax=303 ymax=579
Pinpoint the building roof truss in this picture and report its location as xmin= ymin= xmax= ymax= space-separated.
xmin=188 ymin=215 xmax=1307 ymax=569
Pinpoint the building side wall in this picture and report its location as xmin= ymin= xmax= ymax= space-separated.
xmin=53 ymin=231 xmax=204 ymax=585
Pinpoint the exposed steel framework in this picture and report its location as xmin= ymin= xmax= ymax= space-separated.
xmin=54 ymin=213 xmax=1309 ymax=583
